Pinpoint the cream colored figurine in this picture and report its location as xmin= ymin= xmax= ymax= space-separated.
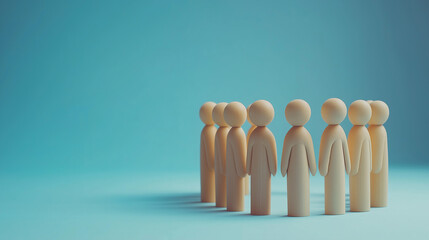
xmin=368 ymin=101 xmax=389 ymax=207
xmin=319 ymin=98 xmax=351 ymax=215
xmin=281 ymin=100 xmax=316 ymax=217
xmin=224 ymin=102 xmax=247 ymax=211
xmin=244 ymin=105 xmax=256 ymax=196
xmin=213 ymin=103 xmax=230 ymax=207
xmin=199 ymin=102 xmax=217 ymax=202
xmin=348 ymin=100 xmax=372 ymax=212
xmin=246 ymin=100 xmax=277 ymax=215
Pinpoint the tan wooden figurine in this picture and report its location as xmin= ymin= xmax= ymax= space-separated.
xmin=246 ymin=100 xmax=277 ymax=215
xmin=319 ymin=98 xmax=351 ymax=215
xmin=213 ymin=102 xmax=230 ymax=207
xmin=348 ymin=100 xmax=372 ymax=212
xmin=199 ymin=102 xmax=217 ymax=202
xmin=368 ymin=100 xmax=389 ymax=207
xmin=281 ymin=100 xmax=316 ymax=217
xmin=244 ymin=105 xmax=256 ymax=196
xmin=224 ymin=102 xmax=247 ymax=211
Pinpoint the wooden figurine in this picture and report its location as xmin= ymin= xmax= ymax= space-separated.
xmin=368 ymin=100 xmax=389 ymax=207
xmin=224 ymin=102 xmax=247 ymax=211
xmin=199 ymin=102 xmax=217 ymax=202
xmin=281 ymin=99 xmax=316 ymax=217
xmin=213 ymin=102 xmax=230 ymax=207
xmin=348 ymin=100 xmax=372 ymax=212
xmin=246 ymin=100 xmax=277 ymax=215
xmin=244 ymin=105 xmax=256 ymax=195
xmin=319 ymin=98 xmax=351 ymax=215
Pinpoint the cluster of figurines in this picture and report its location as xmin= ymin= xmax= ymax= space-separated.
xmin=199 ymin=98 xmax=389 ymax=216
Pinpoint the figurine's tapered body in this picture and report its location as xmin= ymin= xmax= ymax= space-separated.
xmin=200 ymin=126 xmax=216 ymax=202
xmin=369 ymin=126 xmax=388 ymax=207
xmin=287 ymin=144 xmax=309 ymax=216
xmin=247 ymin=127 xmax=277 ymax=215
xmin=199 ymin=102 xmax=217 ymax=203
xmin=224 ymin=102 xmax=247 ymax=212
xmin=214 ymin=126 xmax=229 ymax=207
xmin=348 ymin=127 xmax=372 ymax=211
xmin=213 ymin=102 xmax=230 ymax=207
xmin=226 ymin=127 xmax=247 ymax=211
xmin=281 ymin=100 xmax=316 ymax=217
xmin=320 ymin=126 xmax=350 ymax=214
xmin=368 ymin=101 xmax=389 ymax=207
xmin=247 ymin=100 xmax=277 ymax=215
xmin=282 ymin=127 xmax=316 ymax=216
xmin=319 ymin=99 xmax=351 ymax=215
xmin=348 ymin=100 xmax=372 ymax=212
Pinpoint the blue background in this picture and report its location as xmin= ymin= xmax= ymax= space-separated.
xmin=1 ymin=1 xmax=429 ymax=239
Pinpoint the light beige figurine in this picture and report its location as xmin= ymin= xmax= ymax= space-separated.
xmin=348 ymin=100 xmax=372 ymax=212
xmin=213 ymin=103 xmax=230 ymax=207
xmin=281 ymin=100 xmax=316 ymax=217
xmin=224 ymin=102 xmax=247 ymax=211
xmin=199 ymin=102 xmax=217 ymax=202
xmin=244 ymin=105 xmax=256 ymax=196
xmin=246 ymin=100 xmax=277 ymax=215
xmin=319 ymin=98 xmax=351 ymax=215
xmin=368 ymin=100 xmax=389 ymax=207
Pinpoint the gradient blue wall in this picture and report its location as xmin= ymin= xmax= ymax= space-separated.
xmin=1 ymin=0 xmax=428 ymax=174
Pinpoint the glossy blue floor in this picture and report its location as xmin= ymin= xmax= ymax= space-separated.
xmin=1 ymin=165 xmax=428 ymax=240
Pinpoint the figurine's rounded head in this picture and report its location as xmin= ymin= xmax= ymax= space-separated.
xmin=321 ymin=98 xmax=347 ymax=125
xmin=212 ymin=102 xmax=229 ymax=127
xmin=224 ymin=102 xmax=247 ymax=127
xmin=199 ymin=101 xmax=216 ymax=125
xmin=348 ymin=100 xmax=372 ymax=125
xmin=247 ymin=105 xmax=255 ymax=126
xmin=368 ymin=100 xmax=389 ymax=125
xmin=249 ymin=100 xmax=275 ymax=127
xmin=285 ymin=99 xmax=311 ymax=126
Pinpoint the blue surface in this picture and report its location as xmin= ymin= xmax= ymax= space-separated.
xmin=1 ymin=0 xmax=429 ymax=239
xmin=1 ymin=166 xmax=428 ymax=239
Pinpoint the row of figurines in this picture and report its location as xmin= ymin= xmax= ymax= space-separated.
xmin=199 ymin=98 xmax=389 ymax=216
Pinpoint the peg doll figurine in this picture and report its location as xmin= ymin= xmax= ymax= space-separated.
xmin=281 ymin=99 xmax=316 ymax=217
xmin=224 ymin=102 xmax=247 ymax=211
xmin=244 ymin=105 xmax=256 ymax=195
xmin=199 ymin=102 xmax=217 ymax=202
xmin=368 ymin=101 xmax=389 ymax=207
xmin=319 ymin=98 xmax=351 ymax=215
xmin=213 ymin=102 xmax=230 ymax=207
xmin=348 ymin=100 xmax=372 ymax=212
xmin=246 ymin=100 xmax=277 ymax=215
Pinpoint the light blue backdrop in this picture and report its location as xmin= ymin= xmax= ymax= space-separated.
xmin=1 ymin=0 xmax=428 ymax=175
